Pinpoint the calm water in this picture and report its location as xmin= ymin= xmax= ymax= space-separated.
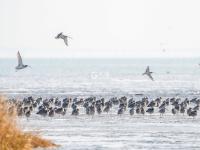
xmin=0 ymin=58 xmax=200 ymax=97
xmin=1 ymin=58 xmax=200 ymax=150
xmin=22 ymin=113 xmax=200 ymax=150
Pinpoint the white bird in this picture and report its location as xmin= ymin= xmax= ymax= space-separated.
xmin=15 ymin=51 xmax=29 ymax=70
xmin=55 ymin=32 xmax=72 ymax=46
xmin=142 ymin=66 xmax=154 ymax=81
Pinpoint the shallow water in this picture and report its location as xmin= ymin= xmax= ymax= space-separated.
xmin=20 ymin=101 xmax=200 ymax=150
xmin=1 ymin=58 xmax=200 ymax=97
xmin=21 ymin=111 xmax=200 ymax=150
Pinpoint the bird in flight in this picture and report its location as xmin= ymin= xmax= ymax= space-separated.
xmin=15 ymin=51 xmax=29 ymax=70
xmin=55 ymin=32 xmax=72 ymax=46
xmin=142 ymin=66 xmax=154 ymax=81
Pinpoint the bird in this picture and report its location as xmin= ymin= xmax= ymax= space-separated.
xmin=118 ymin=108 xmax=124 ymax=115
xmin=72 ymin=108 xmax=79 ymax=116
xmin=188 ymin=110 xmax=197 ymax=117
xmin=48 ymin=108 xmax=55 ymax=117
xmin=180 ymin=106 xmax=185 ymax=115
xmin=15 ymin=51 xmax=29 ymax=70
xmin=142 ymin=66 xmax=154 ymax=81
xmin=129 ymin=108 xmax=134 ymax=116
xmin=172 ymin=108 xmax=177 ymax=115
xmin=159 ymin=107 xmax=167 ymax=115
xmin=25 ymin=110 xmax=31 ymax=118
xmin=146 ymin=107 xmax=154 ymax=114
xmin=55 ymin=32 xmax=72 ymax=46
xmin=141 ymin=107 xmax=145 ymax=115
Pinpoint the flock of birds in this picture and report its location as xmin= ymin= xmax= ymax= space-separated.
xmin=6 ymin=96 xmax=200 ymax=118
xmin=8 ymin=32 xmax=200 ymax=120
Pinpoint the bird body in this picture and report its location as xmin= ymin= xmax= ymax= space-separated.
xmin=55 ymin=32 xmax=72 ymax=46
xmin=72 ymin=108 xmax=79 ymax=116
xmin=15 ymin=51 xmax=29 ymax=70
xmin=143 ymin=66 xmax=154 ymax=81
xmin=159 ymin=107 xmax=167 ymax=115
xmin=146 ymin=107 xmax=154 ymax=114
xmin=129 ymin=108 xmax=134 ymax=115
xmin=172 ymin=108 xmax=177 ymax=115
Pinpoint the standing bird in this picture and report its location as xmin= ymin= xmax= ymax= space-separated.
xmin=55 ymin=32 xmax=72 ymax=46
xmin=15 ymin=51 xmax=29 ymax=70
xmin=142 ymin=66 xmax=154 ymax=81
xmin=146 ymin=107 xmax=154 ymax=114
xmin=129 ymin=108 xmax=134 ymax=116
xmin=25 ymin=110 xmax=31 ymax=118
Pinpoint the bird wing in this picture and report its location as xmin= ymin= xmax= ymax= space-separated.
xmin=63 ymin=37 xmax=68 ymax=46
xmin=146 ymin=66 xmax=150 ymax=73
xmin=17 ymin=51 xmax=23 ymax=66
xmin=56 ymin=32 xmax=62 ymax=38
xmin=148 ymin=73 xmax=154 ymax=81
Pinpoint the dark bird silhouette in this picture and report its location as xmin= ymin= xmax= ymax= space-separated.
xmin=55 ymin=32 xmax=72 ymax=46
xmin=142 ymin=66 xmax=154 ymax=81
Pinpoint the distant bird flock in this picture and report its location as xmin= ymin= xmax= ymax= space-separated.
xmin=6 ymin=96 xmax=199 ymax=118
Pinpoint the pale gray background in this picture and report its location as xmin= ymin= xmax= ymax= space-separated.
xmin=1 ymin=0 xmax=200 ymax=58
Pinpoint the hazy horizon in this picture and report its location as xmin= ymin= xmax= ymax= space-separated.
xmin=1 ymin=49 xmax=200 ymax=59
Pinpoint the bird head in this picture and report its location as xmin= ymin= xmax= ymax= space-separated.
xmin=55 ymin=32 xmax=63 ymax=39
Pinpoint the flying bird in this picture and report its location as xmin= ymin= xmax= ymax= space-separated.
xmin=15 ymin=51 xmax=29 ymax=70
xmin=55 ymin=32 xmax=72 ymax=46
xmin=142 ymin=66 xmax=154 ymax=81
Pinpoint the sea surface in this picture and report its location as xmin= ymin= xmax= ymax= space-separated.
xmin=1 ymin=58 xmax=200 ymax=150
xmin=0 ymin=58 xmax=200 ymax=98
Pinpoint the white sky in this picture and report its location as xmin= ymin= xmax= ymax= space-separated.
xmin=1 ymin=0 xmax=200 ymax=58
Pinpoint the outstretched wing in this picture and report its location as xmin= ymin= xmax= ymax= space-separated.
xmin=17 ymin=51 xmax=23 ymax=66
xmin=63 ymin=37 xmax=68 ymax=46
xmin=146 ymin=66 xmax=150 ymax=73
xmin=148 ymin=73 xmax=154 ymax=81
xmin=56 ymin=32 xmax=62 ymax=38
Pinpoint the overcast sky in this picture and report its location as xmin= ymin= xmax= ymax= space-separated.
xmin=1 ymin=0 xmax=200 ymax=58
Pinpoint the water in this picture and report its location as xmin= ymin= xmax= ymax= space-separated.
xmin=22 ymin=114 xmax=200 ymax=150
xmin=1 ymin=58 xmax=200 ymax=150
xmin=1 ymin=58 xmax=200 ymax=97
